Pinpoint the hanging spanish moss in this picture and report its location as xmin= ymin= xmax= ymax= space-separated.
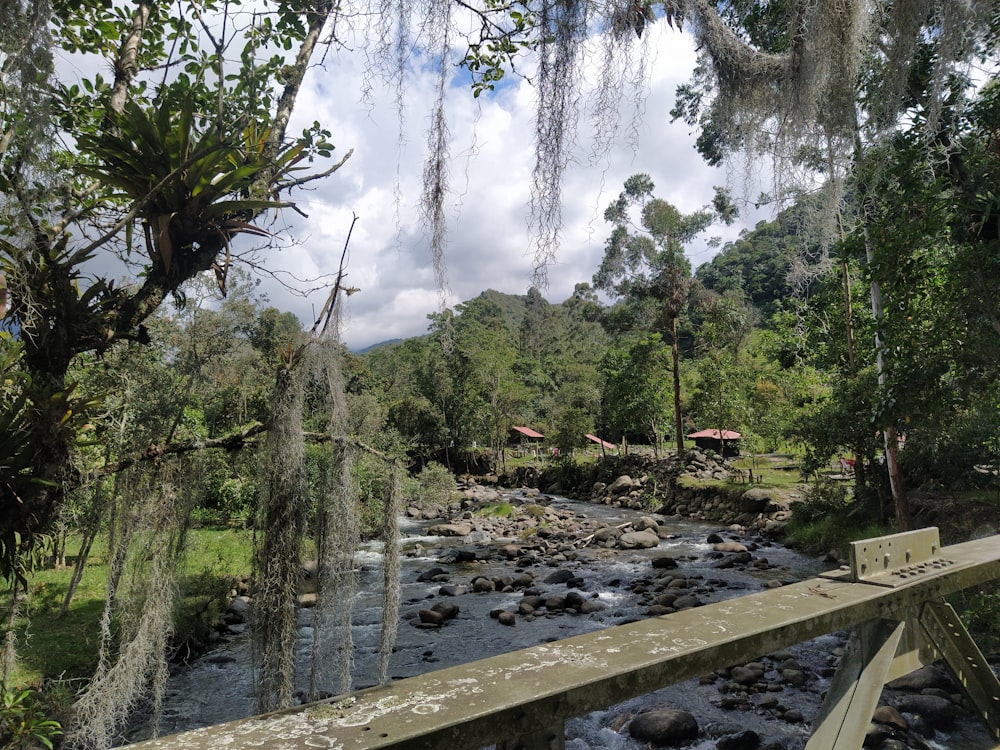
xmin=529 ymin=0 xmax=588 ymax=279
xmin=418 ymin=0 xmax=454 ymax=297
xmin=67 ymin=472 xmax=181 ymax=749
xmin=309 ymin=318 xmax=362 ymax=699
xmin=377 ymin=461 xmax=404 ymax=683
xmin=251 ymin=362 xmax=308 ymax=714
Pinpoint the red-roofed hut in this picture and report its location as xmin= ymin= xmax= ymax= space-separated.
xmin=687 ymin=428 xmax=742 ymax=456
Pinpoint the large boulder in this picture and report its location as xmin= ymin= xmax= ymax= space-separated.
xmin=428 ymin=522 xmax=473 ymax=537
xmin=606 ymin=475 xmax=636 ymax=495
xmin=618 ymin=530 xmax=661 ymax=549
xmin=628 ymin=709 xmax=699 ymax=745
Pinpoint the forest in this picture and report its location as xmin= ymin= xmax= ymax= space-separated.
xmin=1 ymin=0 xmax=999 ymax=747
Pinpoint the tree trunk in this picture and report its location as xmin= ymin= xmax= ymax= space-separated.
xmin=670 ymin=315 xmax=684 ymax=454
xmin=864 ymin=225 xmax=910 ymax=530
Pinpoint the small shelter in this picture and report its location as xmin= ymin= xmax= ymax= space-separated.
xmin=510 ymin=426 xmax=545 ymax=457
xmin=687 ymin=428 xmax=742 ymax=457
xmin=585 ymin=433 xmax=616 ymax=452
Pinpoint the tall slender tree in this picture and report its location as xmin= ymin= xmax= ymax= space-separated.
xmin=594 ymin=174 xmax=713 ymax=452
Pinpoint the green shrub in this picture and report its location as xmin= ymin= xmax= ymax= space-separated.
xmin=410 ymin=462 xmax=455 ymax=508
xmin=785 ymin=478 xmax=888 ymax=556
xmin=0 ymin=688 xmax=62 ymax=750
xmin=956 ymin=588 xmax=1000 ymax=654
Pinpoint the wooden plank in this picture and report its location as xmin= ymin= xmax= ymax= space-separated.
xmin=124 ymin=536 xmax=1000 ymax=750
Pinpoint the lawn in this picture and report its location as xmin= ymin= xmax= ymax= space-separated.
xmin=6 ymin=526 xmax=254 ymax=690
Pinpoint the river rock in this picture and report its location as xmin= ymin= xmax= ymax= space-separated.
xmin=894 ymin=694 xmax=958 ymax=728
xmin=730 ymin=664 xmax=765 ymax=686
xmin=619 ymin=530 xmax=660 ymax=549
xmin=543 ymin=569 xmax=577 ymax=585
xmin=652 ymin=555 xmax=679 ymax=569
xmin=438 ymin=584 xmax=467 ymax=596
xmin=472 ymin=576 xmax=496 ymax=593
xmin=634 ymin=516 xmax=660 ymax=532
xmin=607 ymin=475 xmax=637 ymax=495
xmin=714 ymin=541 xmax=749 ymax=553
xmin=872 ymin=705 xmax=908 ymax=730
xmin=418 ymin=609 xmax=444 ymax=626
xmin=629 ymin=709 xmax=699 ymax=745
xmin=228 ymin=595 xmax=251 ymax=621
xmin=716 ymin=729 xmax=760 ymax=750
xmin=886 ymin=665 xmax=951 ymax=692
xmin=431 ymin=602 xmax=459 ymax=620
xmin=416 ymin=567 xmax=449 ymax=582
xmin=497 ymin=610 xmax=516 ymax=626
xmin=428 ymin=522 xmax=473 ymax=537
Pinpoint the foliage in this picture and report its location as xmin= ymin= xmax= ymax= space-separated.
xmin=784 ymin=478 xmax=888 ymax=556
xmin=956 ymin=587 xmax=1000 ymax=654
xmin=0 ymin=688 xmax=62 ymax=750
xmin=408 ymin=462 xmax=456 ymax=509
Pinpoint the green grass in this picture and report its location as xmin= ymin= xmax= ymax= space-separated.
xmin=7 ymin=527 xmax=253 ymax=690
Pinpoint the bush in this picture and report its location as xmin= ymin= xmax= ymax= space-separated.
xmin=0 ymin=688 xmax=62 ymax=750
xmin=409 ymin=462 xmax=455 ymax=509
xmin=785 ymin=478 xmax=888 ymax=556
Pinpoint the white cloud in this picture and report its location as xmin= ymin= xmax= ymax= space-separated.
xmin=62 ymin=14 xmax=771 ymax=351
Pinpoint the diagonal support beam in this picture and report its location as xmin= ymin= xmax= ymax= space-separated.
xmin=806 ymin=619 xmax=905 ymax=750
xmin=920 ymin=600 xmax=1000 ymax=742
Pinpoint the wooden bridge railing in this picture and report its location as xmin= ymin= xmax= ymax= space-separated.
xmin=125 ymin=528 xmax=1000 ymax=750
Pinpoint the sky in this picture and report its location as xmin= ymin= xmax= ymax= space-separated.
xmin=56 ymin=11 xmax=769 ymax=352
xmin=249 ymin=19 xmax=771 ymax=351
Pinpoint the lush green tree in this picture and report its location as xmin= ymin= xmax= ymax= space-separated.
xmin=0 ymin=0 xmax=347 ymax=581
xmin=594 ymin=173 xmax=714 ymax=451
xmin=599 ymin=333 xmax=673 ymax=453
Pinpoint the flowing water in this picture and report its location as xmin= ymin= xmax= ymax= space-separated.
xmin=126 ymin=492 xmax=997 ymax=749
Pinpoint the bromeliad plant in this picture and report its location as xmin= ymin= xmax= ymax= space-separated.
xmin=76 ymin=93 xmax=320 ymax=295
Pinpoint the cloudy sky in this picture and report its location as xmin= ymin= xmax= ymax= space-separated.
xmin=244 ymin=18 xmax=771 ymax=351
xmin=56 ymin=11 xmax=769 ymax=351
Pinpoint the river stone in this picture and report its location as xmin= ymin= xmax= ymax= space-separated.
xmin=633 ymin=516 xmax=660 ymax=532
xmin=298 ymin=593 xmax=317 ymax=608
xmin=730 ymin=665 xmax=764 ymax=686
xmin=713 ymin=552 xmax=752 ymax=569
xmin=544 ymin=595 xmax=567 ymax=611
xmin=628 ymin=709 xmax=699 ymax=745
xmin=564 ymin=591 xmax=587 ymax=609
xmin=497 ymin=610 xmax=516 ymax=626
xmin=716 ymin=729 xmax=761 ymax=750
xmin=714 ymin=541 xmax=749 ymax=553
xmin=872 ymin=705 xmax=908 ymax=730
xmin=895 ymin=694 xmax=957 ymax=727
xmin=428 ymin=522 xmax=473 ymax=537
xmin=619 ymin=530 xmax=660 ymax=549
xmin=780 ymin=668 xmax=806 ymax=687
xmin=472 ymin=576 xmax=496 ymax=593
xmin=418 ymin=609 xmax=444 ymax=626
xmin=543 ymin=569 xmax=576 ymax=585
xmin=592 ymin=526 xmax=622 ymax=543
xmin=781 ymin=709 xmax=804 ymax=724
xmin=431 ymin=602 xmax=459 ymax=620
xmin=499 ymin=544 xmax=522 ymax=559
xmin=228 ymin=595 xmax=251 ymax=620
xmin=579 ymin=599 xmax=606 ymax=614
xmin=416 ymin=567 xmax=449 ymax=582
xmin=438 ymin=584 xmax=467 ymax=596
xmin=651 ymin=555 xmax=679 ymax=569
xmin=886 ymin=665 xmax=951 ymax=692
xmin=606 ymin=475 xmax=636 ymax=495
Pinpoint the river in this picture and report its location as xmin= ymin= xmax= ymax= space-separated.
xmin=125 ymin=490 xmax=997 ymax=749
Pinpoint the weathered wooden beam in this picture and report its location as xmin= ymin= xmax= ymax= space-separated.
xmin=124 ymin=534 xmax=1000 ymax=750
